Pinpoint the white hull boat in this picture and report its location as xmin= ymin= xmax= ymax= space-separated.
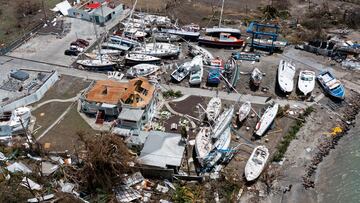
xmin=298 ymin=70 xmax=315 ymax=96
xmin=255 ymin=103 xmax=279 ymax=137
xmin=206 ymin=97 xmax=222 ymax=121
xmin=188 ymin=43 xmax=214 ymax=64
xmin=238 ymin=101 xmax=251 ymax=122
xmin=245 ymin=145 xmax=269 ymax=181
xmin=125 ymin=53 xmax=161 ymax=65
xmin=195 ymin=127 xmax=212 ymax=166
xmin=153 ymin=32 xmax=181 ymax=42
xmin=278 ymin=60 xmax=296 ymax=93
xmin=212 ymin=107 xmax=234 ymax=139
xmin=102 ymin=42 xmax=130 ymax=51
xmin=189 ymin=55 xmax=204 ymax=85
xmin=77 ymin=59 xmax=116 ymax=71
xmin=131 ymin=43 xmax=180 ymax=58
xmin=251 ymin=68 xmax=262 ymax=86
xmin=93 ymin=49 xmax=122 ymax=55
xmin=0 ymin=107 xmax=31 ymax=139
xmin=126 ymin=64 xmax=159 ymax=78
xmin=171 ymin=61 xmax=192 ymax=82
xmin=206 ymin=127 xmax=232 ymax=167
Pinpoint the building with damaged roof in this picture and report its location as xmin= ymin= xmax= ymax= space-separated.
xmin=80 ymin=77 xmax=158 ymax=128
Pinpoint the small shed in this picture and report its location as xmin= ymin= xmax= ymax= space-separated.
xmin=137 ymin=131 xmax=185 ymax=170
xmin=10 ymin=70 xmax=29 ymax=81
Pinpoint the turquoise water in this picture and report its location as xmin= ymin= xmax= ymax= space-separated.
xmin=317 ymin=114 xmax=360 ymax=203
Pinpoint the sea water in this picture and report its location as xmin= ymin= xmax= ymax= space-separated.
xmin=317 ymin=114 xmax=360 ymax=203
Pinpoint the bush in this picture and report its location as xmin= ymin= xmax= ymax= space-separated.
xmin=162 ymin=90 xmax=183 ymax=99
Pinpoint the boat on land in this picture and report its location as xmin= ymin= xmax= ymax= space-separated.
xmin=126 ymin=64 xmax=160 ymax=78
xmin=189 ymin=56 xmax=204 ymax=85
xmin=298 ymin=70 xmax=316 ymax=96
xmin=195 ymin=127 xmax=212 ymax=166
xmin=152 ymin=32 xmax=181 ymax=42
xmin=206 ymin=97 xmax=222 ymax=121
xmin=317 ymin=70 xmax=345 ymax=100
xmin=277 ymin=60 xmax=296 ymax=93
xmin=188 ymin=43 xmax=214 ymax=64
xmin=198 ymin=31 xmax=244 ymax=48
xmin=76 ymin=59 xmax=116 ymax=71
xmin=109 ymin=35 xmax=141 ymax=48
xmin=238 ymin=101 xmax=251 ymax=122
xmin=171 ymin=61 xmax=192 ymax=82
xmin=162 ymin=28 xmax=200 ymax=41
xmin=211 ymin=106 xmax=234 ymax=139
xmin=255 ymin=103 xmax=279 ymax=137
xmin=207 ymin=68 xmax=221 ymax=85
xmin=93 ymin=49 xmax=122 ymax=55
xmin=251 ymin=68 xmax=263 ymax=87
xmin=101 ymin=42 xmax=131 ymax=51
xmin=125 ymin=53 xmax=161 ymax=65
xmin=245 ymin=145 xmax=269 ymax=181
xmin=0 ymin=107 xmax=31 ymax=140
xmin=131 ymin=42 xmax=181 ymax=58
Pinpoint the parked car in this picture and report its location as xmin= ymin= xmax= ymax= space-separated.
xmin=70 ymin=45 xmax=84 ymax=52
xmin=76 ymin=38 xmax=89 ymax=46
xmin=64 ymin=49 xmax=80 ymax=56
xmin=70 ymin=41 xmax=86 ymax=48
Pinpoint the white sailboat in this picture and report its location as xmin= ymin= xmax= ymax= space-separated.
xmin=244 ymin=145 xmax=269 ymax=181
xmin=278 ymin=60 xmax=296 ymax=93
xmin=188 ymin=43 xmax=214 ymax=64
xmin=93 ymin=49 xmax=122 ymax=55
xmin=251 ymin=68 xmax=262 ymax=87
xmin=0 ymin=106 xmax=31 ymax=139
xmin=206 ymin=97 xmax=222 ymax=121
xmin=238 ymin=101 xmax=251 ymax=122
xmin=131 ymin=42 xmax=180 ymax=58
xmin=211 ymin=106 xmax=234 ymax=139
xmin=76 ymin=59 xmax=116 ymax=71
xmin=298 ymin=70 xmax=315 ymax=96
xmin=125 ymin=53 xmax=161 ymax=65
xmin=255 ymin=103 xmax=279 ymax=137
xmin=171 ymin=61 xmax=192 ymax=82
xmin=189 ymin=55 xmax=204 ymax=85
xmin=126 ymin=64 xmax=159 ymax=78
xmin=206 ymin=127 xmax=232 ymax=167
xmin=195 ymin=127 xmax=212 ymax=166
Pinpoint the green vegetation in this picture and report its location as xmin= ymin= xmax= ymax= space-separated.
xmin=162 ymin=90 xmax=183 ymax=99
xmin=272 ymin=106 xmax=315 ymax=162
xmin=172 ymin=186 xmax=195 ymax=203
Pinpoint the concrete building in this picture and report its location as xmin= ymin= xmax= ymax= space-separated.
xmin=137 ymin=131 xmax=185 ymax=171
xmin=68 ymin=0 xmax=125 ymax=25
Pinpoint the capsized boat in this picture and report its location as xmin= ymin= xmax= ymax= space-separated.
xmin=171 ymin=61 xmax=192 ymax=82
xmin=206 ymin=97 xmax=222 ymax=121
xmin=255 ymin=103 xmax=279 ymax=137
xmin=131 ymin=42 xmax=181 ymax=58
xmin=251 ymin=68 xmax=262 ymax=87
xmin=189 ymin=55 xmax=204 ymax=85
xmin=76 ymin=59 xmax=116 ymax=71
xmin=126 ymin=64 xmax=160 ymax=78
xmin=211 ymin=106 xmax=234 ymax=139
xmin=298 ymin=70 xmax=315 ymax=96
xmin=277 ymin=60 xmax=296 ymax=93
xmin=152 ymin=32 xmax=181 ymax=42
xmin=317 ymin=70 xmax=345 ymax=100
xmin=238 ymin=101 xmax=251 ymax=122
xmin=188 ymin=43 xmax=214 ymax=64
xmin=0 ymin=107 xmax=31 ymax=139
xmin=244 ymin=145 xmax=269 ymax=181
xmin=125 ymin=53 xmax=161 ymax=65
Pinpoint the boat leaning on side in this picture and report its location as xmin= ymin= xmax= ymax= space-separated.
xmin=255 ymin=103 xmax=279 ymax=137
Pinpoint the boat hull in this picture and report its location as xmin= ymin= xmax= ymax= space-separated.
xmin=198 ymin=38 xmax=244 ymax=48
xmin=317 ymin=71 xmax=345 ymax=100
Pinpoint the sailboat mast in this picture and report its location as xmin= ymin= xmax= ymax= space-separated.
xmin=123 ymin=0 xmax=138 ymax=37
xmin=92 ymin=18 xmax=103 ymax=63
xmin=218 ymin=0 xmax=225 ymax=27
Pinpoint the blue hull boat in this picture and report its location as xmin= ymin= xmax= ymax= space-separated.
xmin=317 ymin=70 xmax=345 ymax=100
xmin=207 ymin=68 xmax=221 ymax=85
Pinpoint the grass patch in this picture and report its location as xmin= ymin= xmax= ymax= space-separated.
xmin=162 ymin=89 xmax=183 ymax=99
xmin=272 ymin=106 xmax=315 ymax=162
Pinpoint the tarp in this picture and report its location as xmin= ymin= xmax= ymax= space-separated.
xmin=51 ymin=0 xmax=72 ymax=16
xmin=85 ymin=2 xmax=101 ymax=9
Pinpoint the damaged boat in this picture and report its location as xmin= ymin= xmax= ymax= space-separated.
xmin=126 ymin=64 xmax=160 ymax=78
xmin=125 ymin=53 xmax=161 ymax=65
xmin=298 ymin=70 xmax=315 ymax=96
xmin=206 ymin=97 xmax=222 ymax=121
xmin=251 ymin=67 xmax=263 ymax=87
xmin=317 ymin=70 xmax=345 ymax=100
xmin=238 ymin=101 xmax=251 ymax=122
xmin=245 ymin=145 xmax=269 ymax=181
xmin=131 ymin=42 xmax=181 ymax=58
xmin=255 ymin=103 xmax=279 ymax=137
xmin=0 ymin=107 xmax=31 ymax=140
xmin=277 ymin=60 xmax=296 ymax=93
xmin=189 ymin=55 xmax=204 ymax=85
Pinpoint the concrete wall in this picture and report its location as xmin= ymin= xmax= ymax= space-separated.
xmin=1 ymin=71 xmax=59 ymax=112
xmin=68 ymin=8 xmax=93 ymax=22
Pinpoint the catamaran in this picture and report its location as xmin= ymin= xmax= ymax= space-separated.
xmin=245 ymin=145 xmax=269 ymax=181
xmin=298 ymin=70 xmax=316 ymax=96
xmin=255 ymin=103 xmax=279 ymax=137
xmin=206 ymin=97 xmax=222 ymax=121
xmin=238 ymin=101 xmax=251 ymax=122
xmin=278 ymin=60 xmax=296 ymax=93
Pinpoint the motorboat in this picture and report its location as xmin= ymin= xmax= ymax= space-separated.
xmin=211 ymin=106 xmax=234 ymax=139
xmin=251 ymin=68 xmax=263 ymax=87
xmin=101 ymin=42 xmax=130 ymax=51
xmin=238 ymin=101 xmax=251 ymax=122
xmin=152 ymin=32 xmax=181 ymax=42
xmin=255 ymin=103 xmax=279 ymax=137
xmin=93 ymin=49 xmax=122 ymax=55
xmin=76 ymin=59 xmax=116 ymax=71
xmin=162 ymin=28 xmax=200 ymax=41
xmin=317 ymin=70 xmax=345 ymax=100
xmin=131 ymin=42 xmax=181 ymax=58
xmin=126 ymin=64 xmax=159 ymax=78
xmin=298 ymin=70 xmax=316 ymax=96
xmin=244 ymin=145 xmax=269 ymax=181
xmin=171 ymin=61 xmax=192 ymax=82
xmin=206 ymin=97 xmax=222 ymax=121
xmin=277 ymin=60 xmax=296 ymax=93
xmin=198 ymin=28 xmax=244 ymax=48
xmin=207 ymin=67 xmax=221 ymax=85
xmin=189 ymin=56 xmax=203 ymax=85
xmin=125 ymin=53 xmax=161 ymax=65
xmin=188 ymin=43 xmax=214 ymax=64
xmin=0 ymin=107 xmax=31 ymax=140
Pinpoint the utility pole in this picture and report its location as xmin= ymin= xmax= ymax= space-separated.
xmin=41 ymin=0 xmax=47 ymax=23
xmin=218 ymin=0 xmax=225 ymax=27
